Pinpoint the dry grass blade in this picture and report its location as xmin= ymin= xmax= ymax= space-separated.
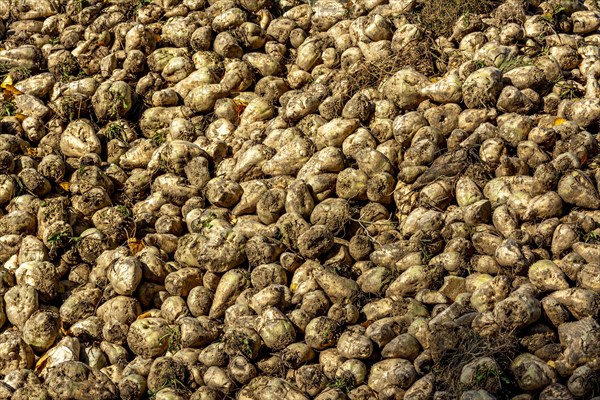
xmin=326 ymin=0 xmax=506 ymax=100
xmin=408 ymin=0 xmax=504 ymax=38
xmin=338 ymin=39 xmax=437 ymax=100
xmin=433 ymin=327 xmax=520 ymax=399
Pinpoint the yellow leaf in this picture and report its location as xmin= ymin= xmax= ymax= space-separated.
xmin=547 ymin=360 xmax=556 ymax=368
xmin=60 ymin=320 xmax=69 ymax=336
xmin=14 ymin=113 xmax=27 ymax=121
xmin=155 ymin=34 xmax=161 ymax=42
xmin=128 ymin=238 xmax=145 ymax=255
xmin=1 ymin=74 xmax=13 ymax=88
xmin=3 ymin=85 xmax=22 ymax=96
xmin=0 ymin=74 xmax=21 ymax=97
xmin=553 ymin=118 xmax=567 ymax=126
xmin=26 ymin=147 xmax=37 ymax=156
xmin=233 ymin=98 xmax=249 ymax=106
xmin=34 ymin=351 xmax=50 ymax=375
xmin=233 ymin=98 xmax=248 ymax=115
xmin=137 ymin=311 xmax=154 ymax=319
xmin=59 ymin=182 xmax=71 ymax=191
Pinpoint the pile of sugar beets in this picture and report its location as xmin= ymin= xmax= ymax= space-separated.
xmin=2 ymin=0 xmax=600 ymax=398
